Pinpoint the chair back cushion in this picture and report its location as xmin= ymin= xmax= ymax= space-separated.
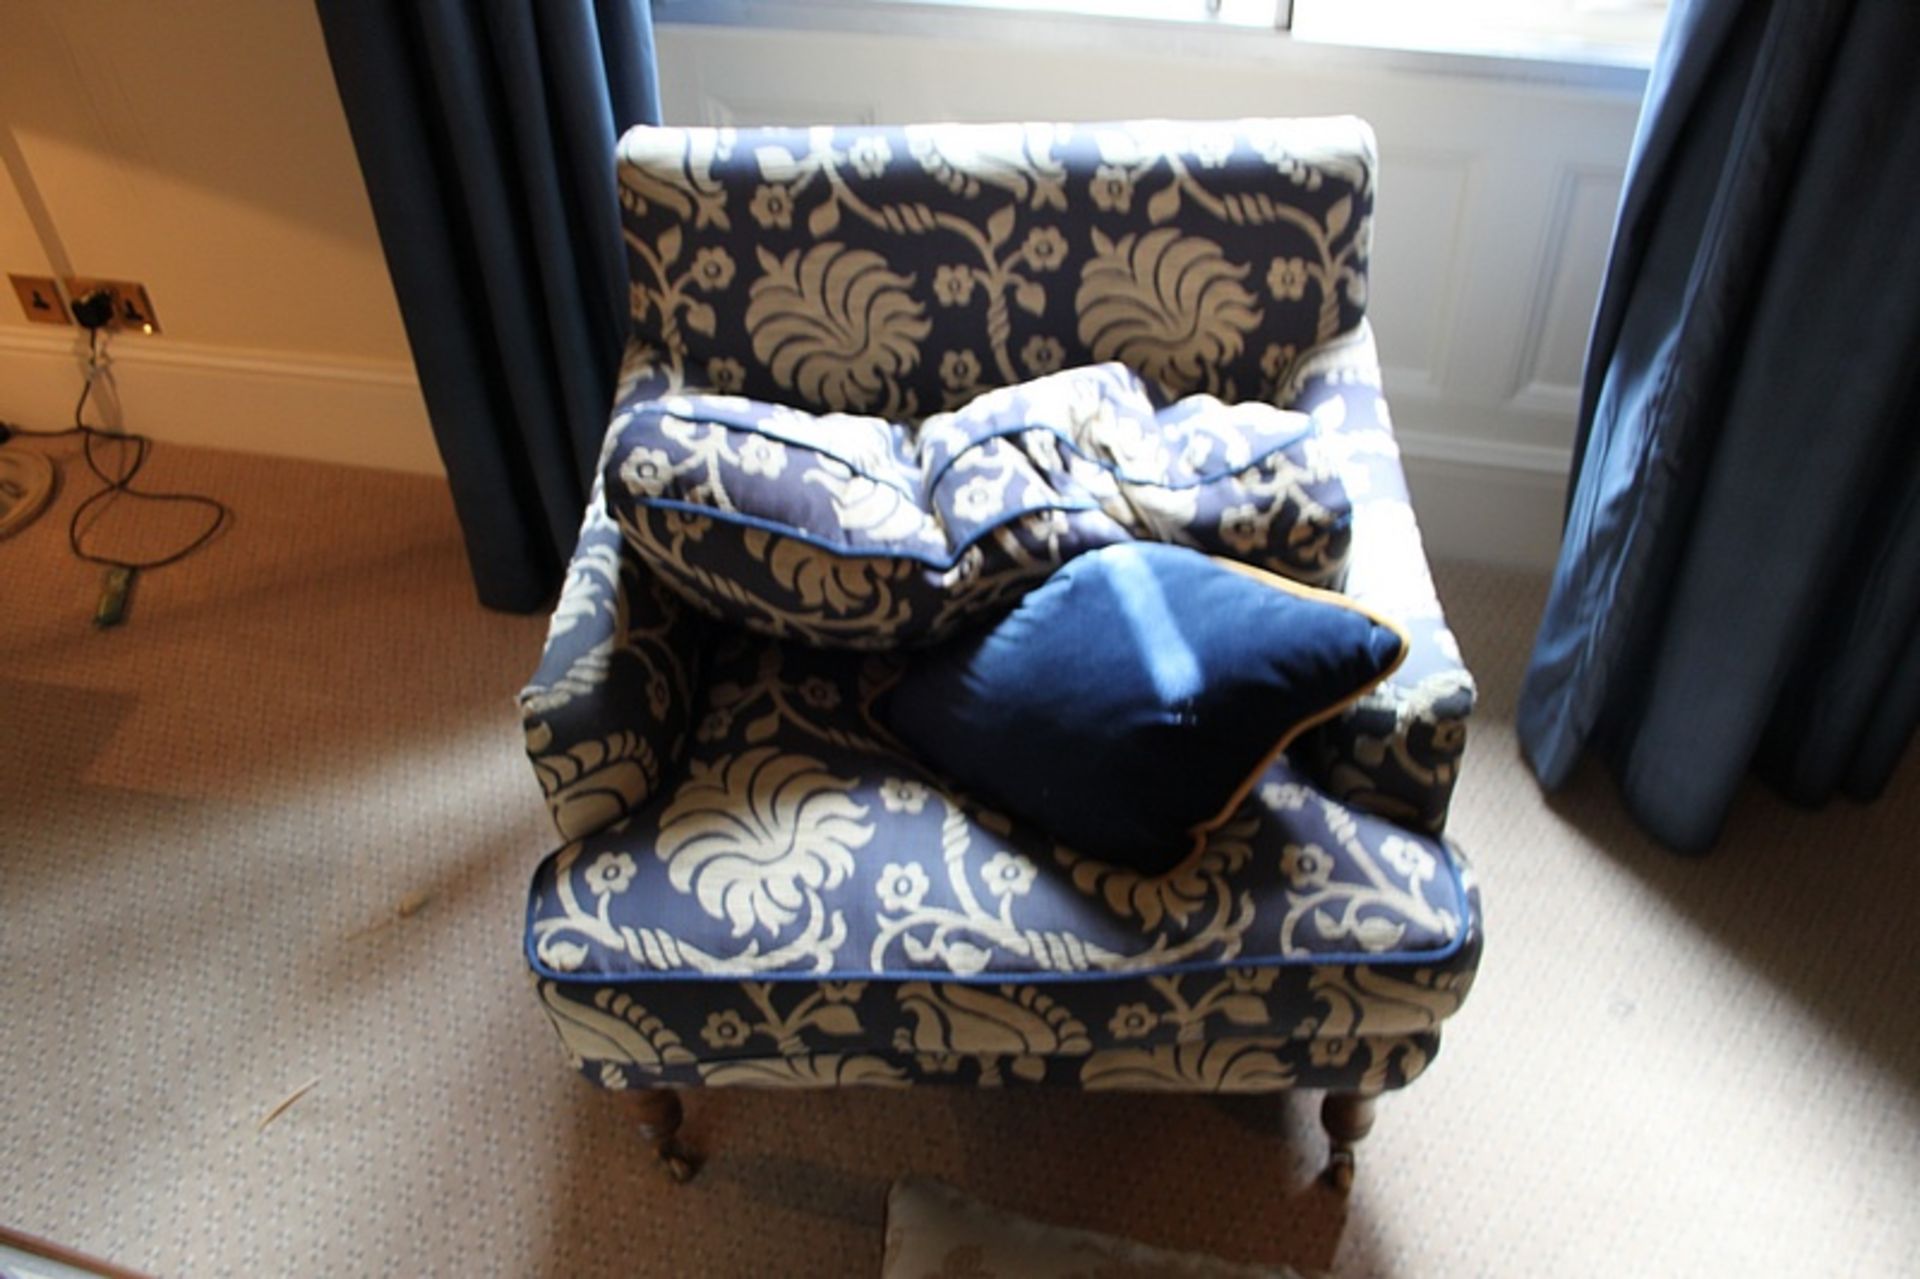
xmin=615 ymin=117 xmax=1376 ymax=417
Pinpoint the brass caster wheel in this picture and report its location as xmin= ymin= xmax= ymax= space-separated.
xmin=633 ymin=1090 xmax=695 ymax=1182
xmin=1319 ymin=1091 xmax=1374 ymax=1195
xmin=1324 ymin=1148 xmax=1356 ymax=1195
xmin=658 ymin=1146 xmax=697 ymax=1184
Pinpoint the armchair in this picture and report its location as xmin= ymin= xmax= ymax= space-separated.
xmin=519 ymin=117 xmax=1481 ymax=1191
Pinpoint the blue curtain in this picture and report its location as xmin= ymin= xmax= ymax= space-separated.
xmin=1518 ymin=0 xmax=1920 ymax=852
xmin=314 ymin=0 xmax=661 ymax=611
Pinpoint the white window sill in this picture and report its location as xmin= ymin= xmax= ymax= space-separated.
xmin=653 ymin=0 xmax=1654 ymax=94
xmin=1290 ymin=4 xmax=1660 ymax=74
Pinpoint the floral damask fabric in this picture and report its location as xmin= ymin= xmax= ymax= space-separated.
xmin=615 ymin=118 xmax=1374 ymax=417
xmin=539 ymin=972 xmax=1447 ymax=1095
xmin=521 ymin=117 xmax=1482 ymax=1098
xmin=603 ymin=363 xmax=1350 ymax=649
xmin=518 ymin=465 xmax=708 ymax=841
xmin=525 ymin=629 xmax=1481 ymax=1092
xmin=1280 ymin=335 xmax=1478 ymax=835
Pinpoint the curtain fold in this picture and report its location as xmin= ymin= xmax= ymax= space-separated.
xmin=1518 ymin=0 xmax=1920 ymax=852
xmin=314 ymin=0 xmax=660 ymax=611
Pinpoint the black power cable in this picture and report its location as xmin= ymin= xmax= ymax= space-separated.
xmin=0 ymin=326 xmax=229 ymax=571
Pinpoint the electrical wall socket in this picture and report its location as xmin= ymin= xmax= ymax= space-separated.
xmin=9 ymin=273 xmax=71 ymax=325
xmin=63 ymin=277 xmax=162 ymax=335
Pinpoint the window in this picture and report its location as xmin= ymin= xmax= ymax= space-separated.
xmin=841 ymin=0 xmax=1286 ymax=28
xmin=1290 ymin=0 xmax=1668 ymax=64
xmin=656 ymin=0 xmax=1671 ymax=67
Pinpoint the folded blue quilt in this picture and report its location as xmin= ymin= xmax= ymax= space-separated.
xmin=604 ymin=362 xmax=1352 ymax=648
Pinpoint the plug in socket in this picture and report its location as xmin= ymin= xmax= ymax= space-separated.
xmin=63 ymin=277 xmax=161 ymax=334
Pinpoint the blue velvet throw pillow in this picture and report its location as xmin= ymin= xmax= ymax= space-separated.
xmin=878 ymin=543 xmax=1408 ymax=874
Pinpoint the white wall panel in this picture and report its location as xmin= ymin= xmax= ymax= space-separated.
xmin=1368 ymin=149 xmax=1476 ymax=398
xmin=1511 ymin=164 xmax=1624 ymax=413
xmin=652 ymin=19 xmax=1647 ymax=565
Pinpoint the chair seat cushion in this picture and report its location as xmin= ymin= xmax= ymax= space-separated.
xmin=525 ymin=629 xmax=1481 ymax=1090
xmin=603 ymin=362 xmax=1351 ymax=649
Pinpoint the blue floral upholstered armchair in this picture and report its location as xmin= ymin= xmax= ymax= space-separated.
xmin=519 ymin=118 xmax=1482 ymax=1191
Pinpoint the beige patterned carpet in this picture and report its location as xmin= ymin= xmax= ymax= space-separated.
xmin=2 ymin=439 xmax=1916 ymax=1278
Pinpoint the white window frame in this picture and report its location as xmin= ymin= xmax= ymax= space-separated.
xmin=651 ymin=0 xmax=1656 ymax=87
xmin=656 ymin=1 xmax=1289 ymax=32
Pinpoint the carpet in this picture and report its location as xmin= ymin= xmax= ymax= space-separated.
xmin=881 ymin=1178 xmax=1309 ymax=1278
xmin=1 ymin=437 xmax=1916 ymax=1277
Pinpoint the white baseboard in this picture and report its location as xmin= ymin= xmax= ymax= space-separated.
xmin=1399 ymin=430 xmax=1569 ymax=571
xmin=0 ymin=328 xmax=442 ymax=476
xmin=0 ymin=327 xmax=1570 ymax=568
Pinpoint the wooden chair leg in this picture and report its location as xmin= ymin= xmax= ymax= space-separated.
xmin=1320 ymin=1091 xmax=1378 ymax=1194
xmin=632 ymin=1089 xmax=697 ymax=1183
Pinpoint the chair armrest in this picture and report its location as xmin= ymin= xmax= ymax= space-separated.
xmin=1284 ymin=326 xmax=1477 ymax=834
xmin=519 ymin=477 xmax=707 ymax=842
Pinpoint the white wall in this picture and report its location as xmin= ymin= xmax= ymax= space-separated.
xmin=0 ymin=4 xmax=1645 ymax=565
xmin=0 ymin=0 xmax=437 ymax=472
